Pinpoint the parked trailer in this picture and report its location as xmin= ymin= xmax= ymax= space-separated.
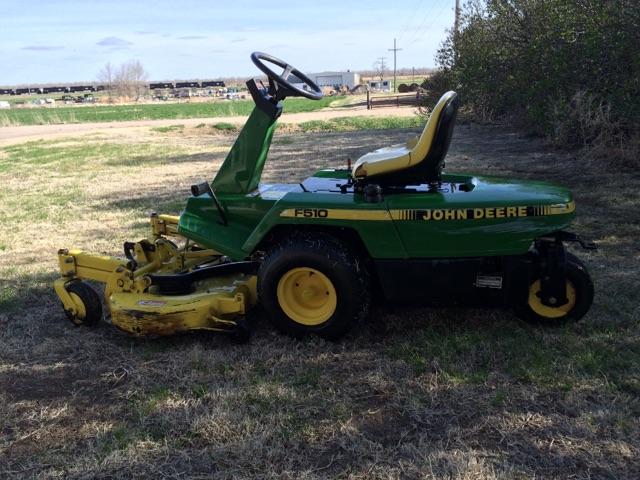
xmin=2 ymin=80 xmax=224 ymax=96
xmin=66 ymin=85 xmax=93 ymax=93
xmin=150 ymin=82 xmax=174 ymax=90
xmin=42 ymin=86 xmax=66 ymax=94
xmin=201 ymin=80 xmax=225 ymax=88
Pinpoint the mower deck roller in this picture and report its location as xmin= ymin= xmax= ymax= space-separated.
xmin=54 ymin=214 xmax=257 ymax=337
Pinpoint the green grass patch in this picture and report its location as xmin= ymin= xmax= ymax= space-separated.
xmin=151 ymin=124 xmax=184 ymax=133
xmin=0 ymin=285 xmax=18 ymax=313
xmin=389 ymin=325 xmax=490 ymax=382
xmin=0 ymin=139 xmax=186 ymax=173
xmin=211 ymin=122 xmax=236 ymax=131
xmin=0 ymin=184 xmax=83 ymax=224
xmin=191 ymin=384 xmax=209 ymax=399
xmin=292 ymin=366 xmax=322 ymax=388
xmin=0 ymin=271 xmax=57 ymax=314
xmin=297 ymin=115 xmax=423 ymax=132
xmin=0 ymin=96 xmax=342 ymax=126
xmin=97 ymin=425 xmax=136 ymax=455
xmin=139 ymin=387 xmax=173 ymax=417
xmin=388 ymin=320 xmax=640 ymax=392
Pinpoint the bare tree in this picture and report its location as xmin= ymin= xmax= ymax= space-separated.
xmin=98 ymin=60 xmax=148 ymax=101
xmin=119 ymin=60 xmax=148 ymax=99
xmin=130 ymin=60 xmax=148 ymax=99
xmin=97 ymin=62 xmax=115 ymax=101
xmin=373 ymin=57 xmax=387 ymax=81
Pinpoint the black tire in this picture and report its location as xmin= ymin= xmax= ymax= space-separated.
xmin=258 ymin=232 xmax=370 ymax=339
xmin=63 ymin=281 xmax=102 ymax=327
xmin=515 ymin=252 xmax=594 ymax=325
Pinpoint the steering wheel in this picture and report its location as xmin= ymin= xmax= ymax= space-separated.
xmin=250 ymin=52 xmax=323 ymax=101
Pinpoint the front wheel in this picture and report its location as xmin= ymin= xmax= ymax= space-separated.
xmin=64 ymin=281 xmax=102 ymax=327
xmin=258 ymin=233 xmax=370 ymax=339
xmin=515 ymin=252 xmax=594 ymax=325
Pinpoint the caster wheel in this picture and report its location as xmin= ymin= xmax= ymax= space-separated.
xmin=63 ymin=281 xmax=102 ymax=327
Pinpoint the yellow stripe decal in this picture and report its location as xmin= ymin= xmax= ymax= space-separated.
xmin=279 ymin=202 xmax=575 ymax=221
xmin=548 ymin=201 xmax=576 ymax=215
xmin=280 ymin=208 xmax=391 ymax=221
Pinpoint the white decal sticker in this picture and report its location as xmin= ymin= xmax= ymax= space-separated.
xmin=137 ymin=300 xmax=167 ymax=307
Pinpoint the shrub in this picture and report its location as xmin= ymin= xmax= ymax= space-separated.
xmin=435 ymin=0 xmax=640 ymax=156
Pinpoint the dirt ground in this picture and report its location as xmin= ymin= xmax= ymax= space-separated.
xmin=0 ymin=105 xmax=417 ymax=147
xmin=0 ymin=121 xmax=638 ymax=479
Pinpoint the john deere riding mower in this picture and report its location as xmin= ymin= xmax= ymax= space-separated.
xmin=54 ymin=52 xmax=596 ymax=340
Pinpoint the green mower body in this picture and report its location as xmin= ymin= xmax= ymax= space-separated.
xmin=181 ymin=168 xmax=576 ymax=261
xmin=175 ymin=63 xmax=594 ymax=331
xmin=55 ymin=52 xmax=595 ymax=339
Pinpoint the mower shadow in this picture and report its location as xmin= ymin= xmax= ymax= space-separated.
xmin=3 ymin=262 xmax=637 ymax=478
xmin=0 ymin=270 xmax=59 ymax=315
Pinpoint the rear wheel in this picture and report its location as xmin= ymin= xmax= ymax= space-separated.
xmin=64 ymin=281 xmax=102 ymax=327
xmin=515 ymin=252 xmax=593 ymax=325
xmin=258 ymin=233 xmax=369 ymax=339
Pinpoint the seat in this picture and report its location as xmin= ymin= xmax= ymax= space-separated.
xmin=352 ymin=91 xmax=459 ymax=184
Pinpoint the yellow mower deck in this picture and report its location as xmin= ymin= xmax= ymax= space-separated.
xmin=54 ymin=213 xmax=257 ymax=336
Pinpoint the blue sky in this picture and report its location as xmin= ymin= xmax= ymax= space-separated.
xmin=0 ymin=0 xmax=455 ymax=85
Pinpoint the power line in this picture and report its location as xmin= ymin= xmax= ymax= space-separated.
xmin=409 ymin=0 xmax=454 ymax=44
xmin=405 ymin=0 xmax=448 ymax=44
xmin=397 ymin=0 xmax=426 ymax=43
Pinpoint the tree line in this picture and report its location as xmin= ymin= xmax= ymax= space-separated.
xmin=432 ymin=0 xmax=640 ymax=155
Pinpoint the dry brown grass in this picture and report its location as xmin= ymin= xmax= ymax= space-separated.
xmin=0 ymin=123 xmax=638 ymax=479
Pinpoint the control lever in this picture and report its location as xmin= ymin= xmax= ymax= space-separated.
xmin=191 ymin=181 xmax=228 ymax=226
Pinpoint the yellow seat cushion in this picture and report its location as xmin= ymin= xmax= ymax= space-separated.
xmin=352 ymin=91 xmax=457 ymax=179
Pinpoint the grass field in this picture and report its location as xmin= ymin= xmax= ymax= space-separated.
xmin=0 ymin=96 xmax=342 ymax=127
xmin=296 ymin=116 xmax=423 ymax=132
xmin=0 ymin=123 xmax=638 ymax=478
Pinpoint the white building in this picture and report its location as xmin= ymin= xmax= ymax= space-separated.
xmin=291 ymin=71 xmax=361 ymax=91
xmin=0 ymin=101 xmax=10 ymax=109
xmin=368 ymin=80 xmax=391 ymax=92
xmin=312 ymin=71 xmax=360 ymax=90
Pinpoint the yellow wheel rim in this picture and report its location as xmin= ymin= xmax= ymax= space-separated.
xmin=528 ymin=280 xmax=576 ymax=319
xmin=276 ymin=267 xmax=337 ymax=326
xmin=69 ymin=292 xmax=87 ymax=323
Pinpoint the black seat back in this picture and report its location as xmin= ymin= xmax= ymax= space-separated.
xmin=377 ymin=92 xmax=459 ymax=186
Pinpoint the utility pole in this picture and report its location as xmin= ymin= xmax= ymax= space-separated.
xmin=454 ymin=0 xmax=462 ymax=63
xmin=388 ymin=38 xmax=402 ymax=92
xmin=375 ymin=57 xmax=387 ymax=82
